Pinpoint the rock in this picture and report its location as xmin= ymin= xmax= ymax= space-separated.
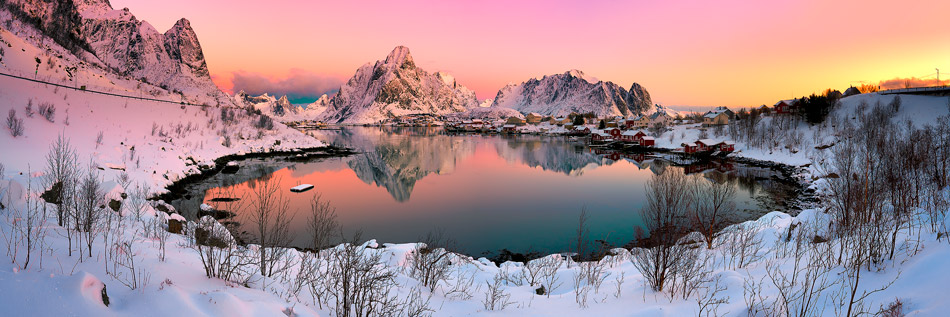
xmin=108 ymin=199 xmax=121 ymax=212
xmin=167 ymin=219 xmax=183 ymax=234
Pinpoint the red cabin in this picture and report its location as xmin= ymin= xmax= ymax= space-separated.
xmin=774 ymin=99 xmax=799 ymax=115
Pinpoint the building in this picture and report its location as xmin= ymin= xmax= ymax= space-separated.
xmin=774 ymin=99 xmax=799 ymax=114
xmin=624 ymin=115 xmax=650 ymax=129
xmin=591 ymin=131 xmax=613 ymax=142
xmin=702 ymin=108 xmax=732 ymax=126
xmin=648 ymin=111 xmax=671 ymax=127
xmin=506 ymin=117 xmax=527 ymax=126
xmin=525 ymin=112 xmax=543 ymax=124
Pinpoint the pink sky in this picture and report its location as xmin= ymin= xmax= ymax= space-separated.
xmin=111 ymin=0 xmax=950 ymax=108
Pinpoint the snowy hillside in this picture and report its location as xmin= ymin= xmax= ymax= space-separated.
xmin=316 ymin=46 xmax=478 ymax=124
xmin=0 ymin=1 xmax=321 ymax=195
xmin=489 ymin=69 xmax=652 ymax=117
xmin=1 ymin=0 xmax=232 ymax=106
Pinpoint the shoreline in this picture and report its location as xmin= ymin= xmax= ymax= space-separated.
xmin=153 ymin=145 xmax=357 ymax=204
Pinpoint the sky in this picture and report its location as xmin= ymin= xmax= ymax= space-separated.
xmin=111 ymin=0 xmax=950 ymax=108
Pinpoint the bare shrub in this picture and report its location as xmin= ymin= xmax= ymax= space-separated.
xmin=111 ymin=240 xmax=151 ymax=291
xmin=95 ymin=131 xmax=104 ymax=148
xmin=482 ymin=273 xmax=515 ymax=311
xmin=323 ymin=232 xmax=402 ymax=317
xmin=408 ymin=229 xmax=456 ymax=292
xmin=537 ymin=255 xmax=563 ymax=298
xmin=764 ymin=223 xmax=837 ymax=317
xmin=189 ymin=216 xmax=255 ymax=282
xmin=37 ymin=102 xmax=55 ymax=122
xmin=718 ymin=222 xmax=765 ymax=270
xmin=24 ymin=99 xmax=34 ymax=117
xmin=255 ymin=114 xmax=274 ymax=130
xmin=6 ymin=109 xmax=23 ymax=137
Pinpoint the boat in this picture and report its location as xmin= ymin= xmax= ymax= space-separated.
xmin=290 ymin=184 xmax=315 ymax=193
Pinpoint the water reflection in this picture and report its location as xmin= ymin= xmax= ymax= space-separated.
xmin=181 ymin=127 xmax=791 ymax=257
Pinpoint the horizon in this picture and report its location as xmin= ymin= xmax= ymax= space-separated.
xmin=113 ymin=0 xmax=949 ymax=109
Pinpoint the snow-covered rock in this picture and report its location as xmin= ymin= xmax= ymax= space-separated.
xmin=489 ymin=69 xmax=652 ymax=117
xmin=316 ymin=46 xmax=478 ymax=124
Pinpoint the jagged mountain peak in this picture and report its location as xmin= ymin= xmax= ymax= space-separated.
xmin=317 ymin=46 xmax=477 ymax=124
xmin=490 ymin=70 xmax=651 ymax=117
xmin=384 ymin=45 xmax=413 ymax=65
xmin=565 ymin=69 xmax=599 ymax=84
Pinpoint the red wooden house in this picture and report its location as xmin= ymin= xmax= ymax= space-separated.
xmin=591 ymin=132 xmax=613 ymax=142
xmin=774 ymin=99 xmax=799 ymax=115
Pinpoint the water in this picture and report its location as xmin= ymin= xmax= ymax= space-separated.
xmin=173 ymin=127 xmax=794 ymax=257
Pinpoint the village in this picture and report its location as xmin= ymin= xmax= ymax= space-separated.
xmin=284 ymin=102 xmax=775 ymax=158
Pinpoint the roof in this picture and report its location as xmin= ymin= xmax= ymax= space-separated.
xmin=774 ymin=99 xmax=799 ymax=106
xmin=697 ymin=139 xmax=718 ymax=145
xmin=622 ymin=130 xmax=647 ymax=136
xmin=641 ymin=136 xmax=655 ymax=141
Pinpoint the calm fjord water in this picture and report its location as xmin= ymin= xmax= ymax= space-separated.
xmin=187 ymin=127 xmax=782 ymax=257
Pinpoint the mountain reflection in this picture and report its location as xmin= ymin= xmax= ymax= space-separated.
xmin=311 ymin=127 xmax=642 ymax=201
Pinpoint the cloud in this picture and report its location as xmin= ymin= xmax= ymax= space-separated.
xmin=229 ymin=69 xmax=344 ymax=103
xmin=878 ymin=77 xmax=949 ymax=90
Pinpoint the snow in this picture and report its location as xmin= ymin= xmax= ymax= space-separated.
xmin=289 ymin=184 xmax=314 ymax=192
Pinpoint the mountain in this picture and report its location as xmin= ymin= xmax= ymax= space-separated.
xmin=2 ymin=0 xmax=231 ymax=106
xmin=316 ymin=46 xmax=478 ymax=124
xmin=489 ymin=70 xmax=652 ymax=117
xmin=232 ymin=91 xmax=327 ymax=121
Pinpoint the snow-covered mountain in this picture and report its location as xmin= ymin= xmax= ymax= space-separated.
xmin=232 ymin=91 xmax=328 ymax=121
xmin=316 ymin=46 xmax=478 ymax=124
xmin=489 ymin=70 xmax=652 ymax=117
xmin=2 ymin=0 xmax=231 ymax=106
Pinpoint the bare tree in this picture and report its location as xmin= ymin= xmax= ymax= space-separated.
xmin=245 ymin=176 xmax=295 ymax=277
xmin=631 ymin=169 xmax=696 ymax=292
xmin=573 ymin=207 xmax=591 ymax=261
xmin=44 ymin=133 xmax=78 ymax=227
xmin=7 ymin=168 xmax=48 ymax=270
xmin=308 ymin=193 xmax=338 ymax=252
xmin=75 ymin=160 xmax=104 ymax=259
xmin=691 ymin=178 xmax=736 ymax=248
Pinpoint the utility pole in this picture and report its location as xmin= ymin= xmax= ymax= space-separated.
xmin=937 ymin=68 xmax=940 ymax=82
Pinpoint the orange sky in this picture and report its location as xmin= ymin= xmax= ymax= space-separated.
xmin=111 ymin=0 xmax=950 ymax=108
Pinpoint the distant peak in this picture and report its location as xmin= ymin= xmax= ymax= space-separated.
xmin=384 ymin=45 xmax=413 ymax=65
